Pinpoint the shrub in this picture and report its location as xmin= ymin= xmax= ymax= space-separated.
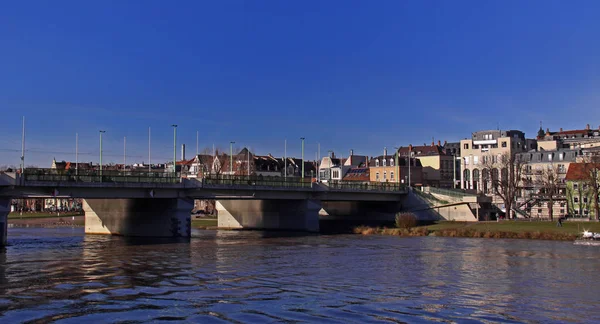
xmin=395 ymin=212 xmax=417 ymax=229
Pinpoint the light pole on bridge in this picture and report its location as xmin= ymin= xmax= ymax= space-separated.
xmin=172 ymin=125 xmax=177 ymax=176
xmin=230 ymin=141 xmax=235 ymax=177
xmin=99 ymin=130 xmax=106 ymax=177
xmin=300 ymin=137 xmax=305 ymax=180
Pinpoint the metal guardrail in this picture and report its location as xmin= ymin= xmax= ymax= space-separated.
xmin=23 ymin=168 xmax=181 ymax=184
xmin=203 ymin=175 xmax=312 ymax=189
xmin=426 ymin=186 xmax=476 ymax=198
xmin=328 ymin=181 xmax=407 ymax=192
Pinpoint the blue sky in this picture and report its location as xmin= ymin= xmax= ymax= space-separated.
xmin=1 ymin=1 xmax=599 ymax=167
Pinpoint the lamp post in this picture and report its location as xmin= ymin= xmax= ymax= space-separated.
xmin=394 ymin=147 xmax=400 ymax=184
xmin=20 ymin=116 xmax=25 ymax=175
xmin=172 ymin=125 xmax=177 ymax=176
xmin=317 ymin=142 xmax=321 ymax=182
xmin=327 ymin=150 xmax=333 ymax=182
xmin=75 ymin=133 xmax=78 ymax=176
xmin=148 ymin=127 xmax=151 ymax=172
xmin=300 ymin=137 xmax=305 ymax=180
xmin=230 ymin=141 xmax=235 ymax=177
xmin=284 ymin=139 xmax=287 ymax=182
xmin=99 ymin=130 xmax=106 ymax=177
xmin=453 ymin=153 xmax=457 ymax=189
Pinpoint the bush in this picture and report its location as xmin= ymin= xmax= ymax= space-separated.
xmin=395 ymin=212 xmax=417 ymax=229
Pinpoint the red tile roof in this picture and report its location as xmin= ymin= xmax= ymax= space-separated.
xmin=565 ymin=163 xmax=600 ymax=181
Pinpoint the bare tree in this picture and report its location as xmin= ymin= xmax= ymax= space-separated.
xmin=481 ymin=152 xmax=526 ymax=219
xmin=582 ymin=155 xmax=600 ymax=220
xmin=534 ymin=164 xmax=562 ymax=220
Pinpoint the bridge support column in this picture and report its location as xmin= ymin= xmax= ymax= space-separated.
xmin=0 ymin=198 xmax=9 ymax=247
xmin=83 ymin=198 xmax=192 ymax=237
xmin=216 ymin=199 xmax=320 ymax=232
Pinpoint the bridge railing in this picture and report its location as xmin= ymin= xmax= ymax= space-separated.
xmin=22 ymin=168 xmax=181 ymax=184
xmin=202 ymin=175 xmax=312 ymax=188
xmin=327 ymin=181 xmax=407 ymax=192
xmin=425 ymin=186 xmax=476 ymax=198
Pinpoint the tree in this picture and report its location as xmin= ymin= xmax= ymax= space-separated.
xmin=581 ymin=155 xmax=600 ymax=220
xmin=534 ymin=164 xmax=562 ymax=220
xmin=481 ymin=152 xmax=526 ymax=219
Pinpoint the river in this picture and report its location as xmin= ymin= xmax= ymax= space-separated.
xmin=0 ymin=228 xmax=598 ymax=323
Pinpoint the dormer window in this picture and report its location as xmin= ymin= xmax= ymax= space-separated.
xmin=390 ymin=159 xmax=394 ymax=167
xmin=382 ymin=159 xmax=386 ymax=167
xmin=375 ymin=159 xmax=379 ymax=167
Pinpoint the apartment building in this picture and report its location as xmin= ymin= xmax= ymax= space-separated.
xmin=460 ymin=130 xmax=537 ymax=192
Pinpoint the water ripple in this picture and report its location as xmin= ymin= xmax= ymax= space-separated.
xmin=0 ymin=228 xmax=599 ymax=323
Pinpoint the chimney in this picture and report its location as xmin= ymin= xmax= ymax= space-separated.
xmin=437 ymin=140 xmax=441 ymax=146
xmin=444 ymin=140 xmax=447 ymax=146
xmin=384 ymin=147 xmax=387 ymax=157
xmin=350 ymin=149 xmax=354 ymax=156
xmin=330 ymin=151 xmax=335 ymax=158
xmin=181 ymin=144 xmax=186 ymax=161
xmin=586 ymin=124 xmax=590 ymax=130
xmin=431 ymin=141 xmax=434 ymax=147
xmin=546 ymin=128 xmax=550 ymax=135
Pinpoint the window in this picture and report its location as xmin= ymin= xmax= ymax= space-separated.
xmin=383 ymin=171 xmax=387 ymax=180
xmin=375 ymin=159 xmax=379 ymax=167
xmin=390 ymin=159 xmax=394 ymax=167
xmin=464 ymin=143 xmax=469 ymax=149
xmin=502 ymin=141 xmax=507 ymax=148
xmin=376 ymin=172 xmax=380 ymax=181
xmin=574 ymin=197 xmax=579 ymax=203
xmin=559 ymin=153 xmax=564 ymax=161
xmin=560 ymin=202 xmax=565 ymax=207
xmin=391 ymin=171 xmax=394 ymax=180
xmin=573 ymin=183 xmax=578 ymax=190
xmin=584 ymin=209 xmax=589 ymax=215
xmin=560 ymin=209 xmax=565 ymax=214
xmin=474 ymin=156 xmax=479 ymax=165
xmin=583 ymin=197 xmax=588 ymax=203
xmin=465 ymin=157 xmax=470 ymax=165
xmin=538 ymin=209 xmax=542 ymax=214
xmin=575 ymin=210 xmax=579 ymax=215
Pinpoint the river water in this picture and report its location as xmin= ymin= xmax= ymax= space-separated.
xmin=0 ymin=228 xmax=598 ymax=323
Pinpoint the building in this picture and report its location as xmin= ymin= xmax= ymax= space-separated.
xmin=515 ymin=148 xmax=581 ymax=218
xmin=342 ymin=167 xmax=370 ymax=182
xmin=443 ymin=141 xmax=462 ymax=188
xmin=537 ymin=124 xmax=600 ymax=151
xmin=369 ymin=147 xmax=423 ymax=185
xmin=565 ymin=162 xmax=600 ymax=220
xmin=397 ymin=142 xmax=453 ymax=188
xmin=459 ymin=130 xmax=537 ymax=192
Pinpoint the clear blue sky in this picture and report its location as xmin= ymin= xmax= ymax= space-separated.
xmin=1 ymin=0 xmax=599 ymax=167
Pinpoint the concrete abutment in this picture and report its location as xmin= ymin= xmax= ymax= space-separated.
xmin=84 ymin=198 xmax=192 ymax=237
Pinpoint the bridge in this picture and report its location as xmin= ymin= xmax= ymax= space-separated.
xmin=0 ymin=169 xmax=408 ymax=246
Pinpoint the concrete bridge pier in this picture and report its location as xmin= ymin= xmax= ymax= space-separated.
xmin=216 ymin=199 xmax=321 ymax=232
xmin=84 ymin=198 xmax=192 ymax=237
xmin=320 ymin=201 xmax=403 ymax=224
xmin=0 ymin=198 xmax=9 ymax=247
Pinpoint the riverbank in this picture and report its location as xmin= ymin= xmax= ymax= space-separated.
xmin=8 ymin=215 xmax=84 ymax=227
xmin=354 ymin=220 xmax=600 ymax=241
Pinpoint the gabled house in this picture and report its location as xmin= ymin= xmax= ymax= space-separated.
xmin=369 ymin=147 xmax=423 ymax=185
xmin=565 ymin=162 xmax=600 ymax=220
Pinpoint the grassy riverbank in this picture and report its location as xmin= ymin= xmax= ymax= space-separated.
xmin=191 ymin=218 xmax=218 ymax=229
xmin=354 ymin=221 xmax=600 ymax=241
xmin=8 ymin=211 xmax=83 ymax=219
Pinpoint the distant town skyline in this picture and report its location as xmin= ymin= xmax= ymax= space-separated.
xmin=1 ymin=1 xmax=599 ymax=167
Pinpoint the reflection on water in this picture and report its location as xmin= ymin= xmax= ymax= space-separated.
xmin=0 ymin=228 xmax=598 ymax=323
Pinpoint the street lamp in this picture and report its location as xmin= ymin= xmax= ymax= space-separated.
xmin=230 ymin=141 xmax=235 ymax=177
xmin=172 ymin=125 xmax=177 ymax=176
xmin=99 ymin=130 xmax=106 ymax=177
xmin=394 ymin=146 xmax=400 ymax=184
xmin=300 ymin=137 xmax=305 ymax=180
